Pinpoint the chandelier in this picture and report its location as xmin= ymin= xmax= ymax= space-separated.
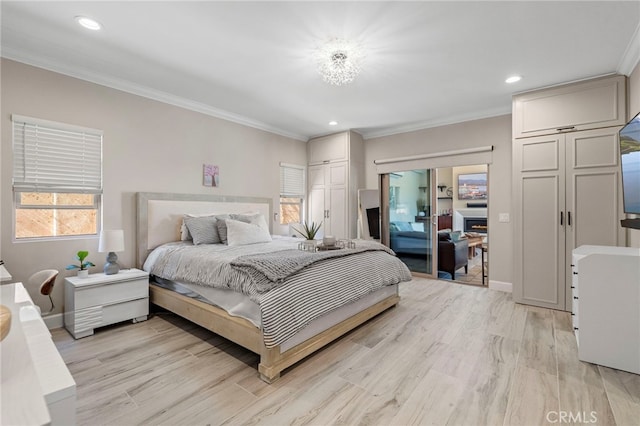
xmin=315 ymin=38 xmax=364 ymax=86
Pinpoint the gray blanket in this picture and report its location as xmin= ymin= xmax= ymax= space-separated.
xmin=230 ymin=241 xmax=396 ymax=293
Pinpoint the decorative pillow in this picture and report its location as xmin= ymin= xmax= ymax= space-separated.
xmin=231 ymin=213 xmax=269 ymax=231
xmin=184 ymin=216 xmax=220 ymax=245
xmin=226 ymin=218 xmax=272 ymax=246
xmin=215 ymin=214 xmax=231 ymax=244
xmin=180 ymin=213 xmax=218 ymax=240
xmin=395 ymin=222 xmax=413 ymax=232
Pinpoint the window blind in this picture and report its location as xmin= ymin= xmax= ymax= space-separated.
xmin=12 ymin=115 xmax=103 ymax=194
xmin=280 ymin=163 xmax=305 ymax=197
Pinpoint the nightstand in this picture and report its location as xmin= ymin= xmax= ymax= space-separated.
xmin=64 ymin=268 xmax=149 ymax=339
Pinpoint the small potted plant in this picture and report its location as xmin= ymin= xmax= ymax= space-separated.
xmin=293 ymin=221 xmax=322 ymax=252
xmin=293 ymin=221 xmax=322 ymax=240
xmin=66 ymin=251 xmax=95 ymax=278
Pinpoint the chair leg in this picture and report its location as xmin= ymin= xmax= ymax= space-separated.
xmin=42 ymin=294 xmax=55 ymax=315
xmin=465 ymin=265 xmax=468 ymax=274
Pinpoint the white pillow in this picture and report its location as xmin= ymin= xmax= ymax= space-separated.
xmin=231 ymin=213 xmax=269 ymax=231
xmin=226 ymin=218 xmax=272 ymax=246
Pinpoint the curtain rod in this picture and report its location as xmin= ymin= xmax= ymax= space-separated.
xmin=374 ymin=145 xmax=494 ymax=165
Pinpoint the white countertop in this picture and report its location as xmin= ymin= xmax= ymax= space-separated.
xmin=1 ymin=283 xmax=52 ymax=426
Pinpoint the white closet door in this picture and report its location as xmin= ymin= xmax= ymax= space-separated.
xmin=564 ymin=128 xmax=623 ymax=309
xmin=513 ymin=134 xmax=566 ymax=310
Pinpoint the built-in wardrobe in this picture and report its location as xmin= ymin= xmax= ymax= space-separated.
xmin=307 ymin=130 xmax=364 ymax=239
xmin=512 ymin=75 xmax=627 ymax=311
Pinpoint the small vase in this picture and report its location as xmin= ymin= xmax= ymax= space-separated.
xmin=77 ymin=269 xmax=89 ymax=278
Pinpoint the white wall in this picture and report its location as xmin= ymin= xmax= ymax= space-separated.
xmin=363 ymin=115 xmax=513 ymax=285
xmin=0 ymin=59 xmax=307 ymax=315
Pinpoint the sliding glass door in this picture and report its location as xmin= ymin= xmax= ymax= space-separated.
xmin=381 ymin=169 xmax=436 ymax=276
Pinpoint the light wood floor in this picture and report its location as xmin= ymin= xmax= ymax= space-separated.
xmin=51 ymin=278 xmax=640 ymax=426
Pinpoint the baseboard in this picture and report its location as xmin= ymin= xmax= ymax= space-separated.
xmin=488 ymin=280 xmax=512 ymax=292
xmin=42 ymin=312 xmax=64 ymax=329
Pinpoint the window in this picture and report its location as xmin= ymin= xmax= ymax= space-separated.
xmin=279 ymin=163 xmax=305 ymax=225
xmin=12 ymin=115 xmax=103 ymax=240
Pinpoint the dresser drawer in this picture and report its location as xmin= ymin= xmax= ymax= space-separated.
xmin=69 ymin=297 xmax=148 ymax=337
xmin=74 ymin=277 xmax=148 ymax=309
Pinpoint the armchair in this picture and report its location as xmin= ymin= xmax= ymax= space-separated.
xmin=438 ymin=231 xmax=468 ymax=279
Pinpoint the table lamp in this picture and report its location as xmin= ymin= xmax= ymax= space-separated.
xmin=98 ymin=229 xmax=124 ymax=275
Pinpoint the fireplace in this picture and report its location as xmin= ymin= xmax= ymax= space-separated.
xmin=464 ymin=217 xmax=488 ymax=233
xmin=453 ymin=208 xmax=487 ymax=233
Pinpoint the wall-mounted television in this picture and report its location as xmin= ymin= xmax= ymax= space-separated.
xmin=458 ymin=173 xmax=487 ymax=200
xmin=619 ymin=112 xmax=640 ymax=216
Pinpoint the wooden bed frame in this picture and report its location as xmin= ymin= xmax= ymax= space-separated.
xmin=136 ymin=192 xmax=400 ymax=383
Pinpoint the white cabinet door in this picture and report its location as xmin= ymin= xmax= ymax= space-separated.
xmin=514 ymin=128 xmax=623 ymax=311
xmin=513 ymin=134 xmax=566 ymax=310
xmin=308 ymin=132 xmax=349 ymax=165
xmin=308 ymin=186 xmax=326 ymax=238
xmin=307 ymin=162 xmax=349 ymax=239
xmin=564 ymin=128 xmax=623 ymax=308
xmin=513 ymin=75 xmax=626 ymax=138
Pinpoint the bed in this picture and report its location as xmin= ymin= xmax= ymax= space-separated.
xmin=136 ymin=192 xmax=412 ymax=383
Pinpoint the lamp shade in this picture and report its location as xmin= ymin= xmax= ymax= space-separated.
xmin=98 ymin=229 xmax=125 ymax=253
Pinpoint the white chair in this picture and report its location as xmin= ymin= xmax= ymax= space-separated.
xmin=28 ymin=269 xmax=59 ymax=315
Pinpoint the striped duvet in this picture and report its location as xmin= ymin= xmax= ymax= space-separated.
xmin=145 ymin=237 xmax=412 ymax=347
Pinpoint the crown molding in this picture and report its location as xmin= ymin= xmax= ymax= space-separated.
xmin=1 ymin=49 xmax=307 ymax=142
xmin=360 ymin=106 xmax=511 ymax=140
xmin=618 ymin=22 xmax=640 ymax=76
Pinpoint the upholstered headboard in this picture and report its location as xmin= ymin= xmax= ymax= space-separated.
xmin=136 ymin=192 xmax=273 ymax=268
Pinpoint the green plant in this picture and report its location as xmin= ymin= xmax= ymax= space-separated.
xmin=293 ymin=221 xmax=322 ymax=240
xmin=65 ymin=250 xmax=95 ymax=271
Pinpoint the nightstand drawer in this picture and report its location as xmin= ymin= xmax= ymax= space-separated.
xmin=74 ymin=277 xmax=148 ymax=309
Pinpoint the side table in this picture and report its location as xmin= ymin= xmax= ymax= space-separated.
xmin=64 ymin=268 xmax=149 ymax=339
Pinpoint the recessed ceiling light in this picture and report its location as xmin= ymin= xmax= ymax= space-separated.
xmin=75 ymin=16 xmax=102 ymax=31
xmin=505 ymin=75 xmax=522 ymax=84
xmin=329 ymin=121 xmax=338 ymax=126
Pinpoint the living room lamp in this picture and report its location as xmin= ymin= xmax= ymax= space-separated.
xmin=99 ymin=229 xmax=124 ymax=275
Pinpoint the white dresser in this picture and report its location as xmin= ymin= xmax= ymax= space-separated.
xmin=64 ymin=269 xmax=149 ymax=339
xmin=0 ymin=282 xmax=76 ymax=426
xmin=571 ymin=245 xmax=640 ymax=374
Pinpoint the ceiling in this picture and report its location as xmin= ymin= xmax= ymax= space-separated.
xmin=2 ymin=1 xmax=639 ymax=141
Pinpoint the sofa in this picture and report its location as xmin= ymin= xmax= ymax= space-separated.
xmin=438 ymin=230 xmax=469 ymax=279
xmin=389 ymin=221 xmax=430 ymax=256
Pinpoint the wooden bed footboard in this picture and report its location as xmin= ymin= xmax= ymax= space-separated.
xmin=149 ymin=284 xmax=400 ymax=383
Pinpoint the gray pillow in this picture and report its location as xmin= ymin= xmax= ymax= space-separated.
xmin=215 ymin=214 xmax=231 ymax=244
xmin=184 ymin=216 xmax=220 ymax=245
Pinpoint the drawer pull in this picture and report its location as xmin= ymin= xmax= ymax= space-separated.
xmin=573 ymin=327 xmax=579 ymax=331
xmin=557 ymin=126 xmax=576 ymax=132
xmin=571 ymin=313 xmax=575 ymax=316
xmin=574 ymin=296 xmax=579 ymax=300
xmin=572 ymin=271 xmax=578 ymax=275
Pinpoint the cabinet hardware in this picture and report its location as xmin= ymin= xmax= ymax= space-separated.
xmin=574 ymin=296 xmax=579 ymax=300
xmin=568 ymin=211 xmax=572 ymax=226
xmin=571 ymin=285 xmax=575 ymax=288
xmin=557 ymin=126 xmax=576 ymax=132
xmin=571 ymin=313 xmax=575 ymax=316
xmin=323 ymin=160 xmax=330 ymax=164
xmin=574 ymin=327 xmax=579 ymax=331
xmin=560 ymin=211 xmax=564 ymax=226
xmin=572 ymin=271 xmax=578 ymax=275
